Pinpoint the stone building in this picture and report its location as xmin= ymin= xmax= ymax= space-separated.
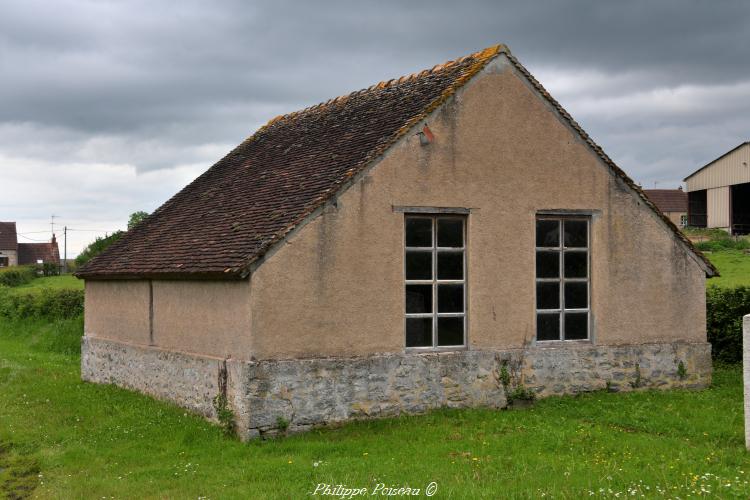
xmin=77 ymin=45 xmax=716 ymax=439
xmin=643 ymin=188 xmax=688 ymax=228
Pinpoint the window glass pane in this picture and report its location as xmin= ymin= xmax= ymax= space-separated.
xmin=564 ymin=312 xmax=588 ymax=340
xmin=564 ymin=251 xmax=587 ymax=278
xmin=564 ymin=220 xmax=587 ymax=248
xmin=536 ymin=251 xmax=559 ymax=278
xmin=437 ymin=317 xmax=464 ymax=346
xmin=536 ymin=220 xmax=559 ymax=247
xmin=564 ymin=282 xmax=588 ymax=309
xmin=437 ymin=218 xmax=463 ymax=247
xmin=405 ymin=251 xmax=432 ymax=280
xmin=536 ymin=282 xmax=559 ymax=310
xmin=406 ymin=317 xmax=433 ymax=347
xmin=536 ymin=313 xmax=560 ymax=341
xmin=437 ymin=252 xmax=463 ymax=280
xmin=406 ymin=285 xmax=432 ymax=314
xmin=405 ymin=217 xmax=432 ymax=247
xmin=438 ymin=284 xmax=463 ymax=313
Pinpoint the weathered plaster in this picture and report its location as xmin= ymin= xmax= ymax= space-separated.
xmin=249 ymin=56 xmax=707 ymax=359
xmin=84 ymin=280 xmax=252 ymax=359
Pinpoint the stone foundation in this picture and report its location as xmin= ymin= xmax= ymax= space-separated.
xmin=81 ymin=337 xmax=711 ymax=440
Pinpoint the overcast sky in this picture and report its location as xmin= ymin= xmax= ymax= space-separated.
xmin=1 ymin=1 xmax=748 ymax=256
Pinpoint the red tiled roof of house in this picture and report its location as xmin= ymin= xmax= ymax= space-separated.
xmin=76 ymin=45 xmax=717 ymax=279
xmin=643 ymin=189 xmax=688 ymax=214
xmin=0 ymin=222 xmax=18 ymax=250
xmin=18 ymin=241 xmax=60 ymax=265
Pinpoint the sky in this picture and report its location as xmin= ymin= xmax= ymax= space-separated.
xmin=1 ymin=1 xmax=748 ymax=257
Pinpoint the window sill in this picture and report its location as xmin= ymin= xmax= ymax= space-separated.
xmin=534 ymin=339 xmax=593 ymax=348
xmin=405 ymin=346 xmax=468 ymax=354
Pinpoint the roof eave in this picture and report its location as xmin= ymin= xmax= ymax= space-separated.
xmin=683 ymin=141 xmax=750 ymax=182
xmin=75 ymin=269 xmax=247 ymax=281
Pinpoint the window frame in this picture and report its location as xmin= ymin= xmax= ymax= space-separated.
xmin=534 ymin=216 xmax=591 ymax=343
xmin=404 ymin=214 xmax=468 ymax=351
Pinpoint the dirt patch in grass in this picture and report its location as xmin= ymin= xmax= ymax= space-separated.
xmin=0 ymin=440 xmax=40 ymax=499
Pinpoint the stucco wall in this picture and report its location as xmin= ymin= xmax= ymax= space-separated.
xmin=84 ymin=279 xmax=252 ymax=359
xmin=85 ymin=280 xmax=151 ymax=345
xmin=249 ymin=55 xmax=708 ymax=360
xmin=152 ymin=280 xmax=252 ymax=358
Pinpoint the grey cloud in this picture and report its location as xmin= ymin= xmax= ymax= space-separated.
xmin=0 ymin=0 xmax=749 ymax=254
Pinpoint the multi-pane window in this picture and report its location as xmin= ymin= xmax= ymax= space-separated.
xmin=404 ymin=215 xmax=466 ymax=348
xmin=535 ymin=217 xmax=590 ymax=341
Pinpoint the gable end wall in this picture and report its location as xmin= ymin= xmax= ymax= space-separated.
xmin=249 ymin=56 xmax=707 ymax=360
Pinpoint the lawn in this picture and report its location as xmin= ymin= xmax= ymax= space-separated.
xmin=2 ymin=319 xmax=750 ymax=498
xmin=706 ymin=249 xmax=750 ymax=288
xmin=12 ymin=274 xmax=83 ymax=292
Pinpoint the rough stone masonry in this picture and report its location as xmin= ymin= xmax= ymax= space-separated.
xmin=82 ymin=337 xmax=711 ymax=440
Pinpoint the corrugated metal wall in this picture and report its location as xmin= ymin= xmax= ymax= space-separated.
xmin=685 ymin=143 xmax=750 ymax=192
xmin=707 ymin=186 xmax=730 ymax=228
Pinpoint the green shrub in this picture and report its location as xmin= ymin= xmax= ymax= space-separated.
xmin=0 ymin=266 xmax=38 ymax=287
xmin=706 ymin=285 xmax=750 ymax=363
xmin=695 ymin=238 xmax=750 ymax=252
xmin=0 ymin=288 xmax=84 ymax=320
xmin=687 ymin=228 xmax=750 ymax=252
xmin=42 ymin=262 xmax=60 ymax=277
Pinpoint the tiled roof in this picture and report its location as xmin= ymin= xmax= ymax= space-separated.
xmin=0 ymin=222 xmax=18 ymax=250
xmin=76 ymin=46 xmax=502 ymax=278
xmin=643 ymin=189 xmax=688 ymax=213
xmin=18 ymin=242 xmax=60 ymax=265
xmin=76 ymin=44 xmax=717 ymax=279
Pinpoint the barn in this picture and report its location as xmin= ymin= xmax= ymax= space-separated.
xmin=76 ymin=45 xmax=716 ymax=439
xmin=684 ymin=142 xmax=750 ymax=234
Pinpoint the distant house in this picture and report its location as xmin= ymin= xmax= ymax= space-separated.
xmin=643 ymin=188 xmax=688 ymax=228
xmin=684 ymin=142 xmax=750 ymax=234
xmin=0 ymin=221 xmax=60 ymax=268
xmin=77 ymin=45 xmax=715 ymax=439
xmin=0 ymin=222 xmax=19 ymax=267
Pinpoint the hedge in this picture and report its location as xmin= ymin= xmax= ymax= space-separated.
xmin=706 ymin=285 xmax=750 ymax=363
xmin=0 ymin=288 xmax=84 ymax=320
xmin=0 ymin=265 xmax=38 ymax=287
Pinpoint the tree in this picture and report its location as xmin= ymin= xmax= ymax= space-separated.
xmin=128 ymin=211 xmax=150 ymax=230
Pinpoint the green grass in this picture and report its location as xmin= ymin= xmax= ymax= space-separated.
xmin=707 ymin=249 xmax=750 ymax=288
xmin=12 ymin=274 xmax=83 ymax=293
xmin=2 ymin=318 xmax=750 ymax=498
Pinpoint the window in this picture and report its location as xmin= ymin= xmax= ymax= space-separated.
xmin=404 ymin=215 xmax=466 ymax=348
xmin=0 ymin=256 xmax=7 ymax=267
xmin=535 ymin=217 xmax=590 ymax=341
xmin=680 ymin=214 xmax=688 ymax=228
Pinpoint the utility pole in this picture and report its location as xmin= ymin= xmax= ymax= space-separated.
xmin=63 ymin=226 xmax=68 ymax=274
